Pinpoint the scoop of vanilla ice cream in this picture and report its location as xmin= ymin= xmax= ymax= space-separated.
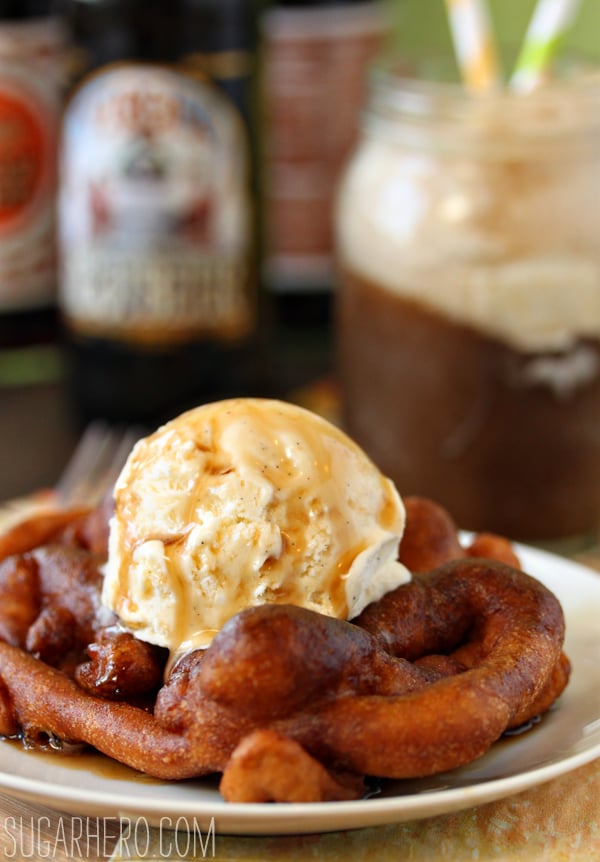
xmin=102 ymin=398 xmax=410 ymax=654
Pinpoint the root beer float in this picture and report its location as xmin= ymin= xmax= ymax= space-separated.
xmin=336 ymin=67 xmax=600 ymax=543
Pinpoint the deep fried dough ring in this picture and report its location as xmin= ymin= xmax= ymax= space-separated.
xmin=0 ymin=508 xmax=92 ymax=562
xmin=398 ymin=496 xmax=463 ymax=572
xmin=0 ymin=558 xmax=568 ymax=791
xmin=311 ymin=559 xmax=566 ymax=777
xmin=400 ymin=496 xmax=521 ymax=571
xmin=0 ymin=643 xmax=198 ymax=773
xmin=0 ymin=555 xmax=40 ymax=647
xmin=0 ymin=544 xmax=108 ymax=674
xmin=219 ymin=730 xmax=365 ymax=803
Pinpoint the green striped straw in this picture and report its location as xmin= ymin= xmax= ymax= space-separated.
xmin=511 ymin=0 xmax=582 ymax=92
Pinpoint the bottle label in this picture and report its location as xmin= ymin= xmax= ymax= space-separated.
xmin=59 ymin=64 xmax=253 ymax=345
xmin=262 ymin=2 xmax=387 ymax=293
xmin=0 ymin=18 xmax=66 ymax=312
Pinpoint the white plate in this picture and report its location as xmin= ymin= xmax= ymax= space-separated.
xmin=0 ymin=544 xmax=599 ymax=836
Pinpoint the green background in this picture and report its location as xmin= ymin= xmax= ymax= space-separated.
xmin=386 ymin=0 xmax=600 ymax=81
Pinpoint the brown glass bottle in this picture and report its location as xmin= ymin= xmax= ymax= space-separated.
xmin=261 ymin=0 xmax=387 ymax=334
xmin=0 ymin=0 xmax=67 ymax=375
xmin=58 ymin=0 xmax=261 ymax=426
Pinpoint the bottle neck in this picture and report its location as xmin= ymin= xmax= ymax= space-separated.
xmin=62 ymin=0 xmax=259 ymax=64
xmin=0 ymin=0 xmax=53 ymax=18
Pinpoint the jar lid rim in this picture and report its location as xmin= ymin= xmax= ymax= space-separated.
xmin=363 ymin=60 xmax=600 ymax=146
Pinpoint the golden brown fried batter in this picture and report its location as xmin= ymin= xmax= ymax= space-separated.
xmin=0 ymin=528 xmax=109 ymax=673
xmin=75 ymin=628 xmax=166 ymax=700
xmin=0 ymin=559 xmax=568 ymax=793
xmin=466 ymin=533 xmax=521 ymax=569
xmin=0 ymin=497 xmax=570 ymax=803
xmin=399 ymin=497 xmax=463 ymax=573
xmin=0 ymin=507 xmax=92 ymax=561
xmin=0 ymin=677 xmax=17 ymax=737
xmin=220 ymin=730 xmax=365 ymax=802
xmin=0 ymin=555 xmax=40 ymax=647
xmin=400 ymin=496 xmax=521 ymax=571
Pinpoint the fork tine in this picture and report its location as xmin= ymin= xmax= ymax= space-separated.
xmin=97 ymin=427 xmax=143 ymax=497
xmin=56 ymin=422 xmax=142 ymax=507
xmin=55 ymin=422 xmax=111 ymax=501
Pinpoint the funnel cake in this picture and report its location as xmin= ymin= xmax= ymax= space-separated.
xmin=0 ymin=490 xmax=569 ymax=802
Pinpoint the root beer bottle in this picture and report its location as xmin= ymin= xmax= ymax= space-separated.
xmin=0 ymin=0 xmax=68 ymax=366
xmin=257 ymin=0 xmax=388 ymax=395
xmin=58 ymin=0 xmax=261 ymax=425
xmin=261 ymin=0 xmax=388 ymax=331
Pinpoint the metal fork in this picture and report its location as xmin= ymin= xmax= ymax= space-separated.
xmin=0 ymin=423 xmax=141 ymax=535
xmin=55 ymin=422 xmax=142 ymax=507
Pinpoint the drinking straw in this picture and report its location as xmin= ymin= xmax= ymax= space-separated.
xmin=444 ymin=0 xmax=500 ymax=92
xmin=510 ymin=0 xmax=582 ymax=92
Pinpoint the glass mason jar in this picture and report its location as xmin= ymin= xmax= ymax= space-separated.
xmin=335 ymin=66 xmax=600 ymax=543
